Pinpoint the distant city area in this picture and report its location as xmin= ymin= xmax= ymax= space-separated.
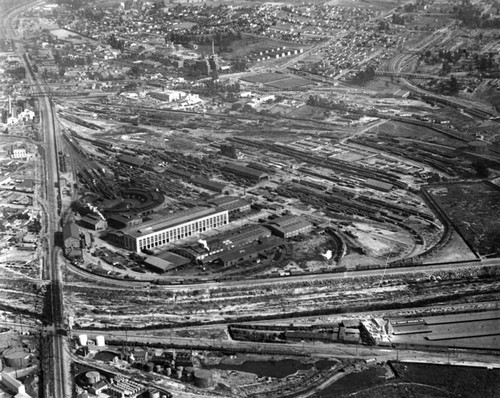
xmin=0 ymin=0 xmax=500 ymax=397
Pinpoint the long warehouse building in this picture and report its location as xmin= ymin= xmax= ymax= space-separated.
xmin=122 ymin=207 xmax=229 ymax=253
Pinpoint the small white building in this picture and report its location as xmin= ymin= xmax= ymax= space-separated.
xmin=7 ymin=115 xmax=18 ymax=125
xmin=18 ymin=109 xmax=35 ymax=122
xmin=11 ymin=148 xmax=27 ymax=159
xmin=148 ymin=90 xmax=186 ymax=102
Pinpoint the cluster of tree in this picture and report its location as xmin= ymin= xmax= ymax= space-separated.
xmin=472 ymin=160 xmax=490 ymax=178
xmin=424 ymin=49 xmax=497 ymax=75
xmin=128 ymin=64 xmax=143 ymax=78
xmin=184 ymin=59 xmax=210 ymax=78
xmin=391 ymin=13 xmax=405 ymax=25
xmin=192 ymin=80 xmax=240 ymax=96
xmin=432 ymin=75 xmax=460 ymax=95
xmin=230 ymin=58 xmax=248 ymax=72
xmin=378 ymin=20 xmax=391 ymax=31
xmin=6 ymin=66 xmax=26 ymax=81
xmin=474 ymin=53 xmax=496 ymax=71
xmin=54 ymin=0 xmax=95 ymax=9
xmin=169 ymin=30 xmax=242 ymax=48
xmin=456 ymin=0 xmax=500 ymax=28
xmin=54 ymin=51 xmax=91 ymax=68
xmin=348 ymin=66 xmax=376 ymax=86
xmin=77 ymin=6 xmax=104 ymax=22
xmin=307 ymin=95 xmax=357 ymax=114
xmin=107 ymin=34 xmax=125 ymax=52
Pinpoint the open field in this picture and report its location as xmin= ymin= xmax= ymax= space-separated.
xmin=426 ymin=182 xmax=500 ymax=257
xmin=266 ymin=76 xmax=315 ymax=89
xmin=240 ymin=73 xmax=289 ymax=84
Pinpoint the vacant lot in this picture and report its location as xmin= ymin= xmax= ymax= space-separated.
xmin=426 ymin=182 xmax=500 ymax=256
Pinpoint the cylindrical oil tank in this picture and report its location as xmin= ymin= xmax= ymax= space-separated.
xmin=176 ymin=369 xmax=183 ymax=379
xmin=194 ymin=369 xmax=213 ymax=388
xmin=95 ymin=335 xmax=105 ymax=347
xmin=85 ymin=370 xmax=101 ymax=385
xmin=79 ymin=334 xmax=88 ymax=346
xmin=3 ymin=347 xmax=30 ymax=369
xmin=165 ymin=367 xmax=172 ymax=376
xmin=149 ymin=389 xmax=160 ymax=398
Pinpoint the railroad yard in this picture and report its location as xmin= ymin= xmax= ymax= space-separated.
xmin=1 ymin=0 xmax=500 ymax=397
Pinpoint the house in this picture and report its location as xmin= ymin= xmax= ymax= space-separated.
xmin=89 ymin=380 xmax=108 ymax=395
xmin=63 ymin=221 xmax=81 ymax=258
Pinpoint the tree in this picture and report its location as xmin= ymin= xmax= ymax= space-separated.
xmin=473 ymin=161 xmax=490 ymax=178
xmin=449 ymin=76 xmax=459 ymax=94
xmin=442 ymin=61 xmax=452 ymax=74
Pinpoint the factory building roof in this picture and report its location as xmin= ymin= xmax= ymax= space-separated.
xmin=267 ymin=215 xmax=312 ymax=236
xmin=206 ymin=224 xmax=271 ymax=249
xmin=364 ymin=178 xmax=393 ymax=192
xmin=123 ymin=207 xmax=227 ymax=238
xmin=165 ymin=166 xmax=192 ymax=179
xmin=222 ymin=163 xmax=268 ymax=180
xmin=157 ymin=251 xmax=191 ymax=267
xmin=144 ymin=256 xmax=179 ymax=273
xmin=63 ymin=221 xmax=80 ymax=241
xmin=81 ymin=213 xmax=105 ymax=226
xmin=342 ymin=319 xmax=360 ymax=328
xmin=218 ymin=237 xmax=280 ymax=264
xmin=218 ymin=198 xmax=251 ymax=213
xmin=208 ymin=196 xmax=241 ymax=206
xmin=191 ymin=176 xmax=228 ymax=192
xmin=117 ymin=154 xmax=145 ymax=168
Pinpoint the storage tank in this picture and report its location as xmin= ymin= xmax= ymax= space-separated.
xmin=149 ymin=389 xmax=160 ymax=398
xmin=79 ymin=334 xmax=88 ymax=346
xmin=85 ymin=371 xmax=101 ymax=385
xmin=165 ymin=367 xmax=172 ymax=376
xmin=194 ymin=369 xmax=213 ymax=388
xmin=176 ymin=369 xmax=183 ymax=379
xmin=95 ymin=335 xmax=105 ymax=347
xmin=3 ymin=347 xmax=30 ymax=369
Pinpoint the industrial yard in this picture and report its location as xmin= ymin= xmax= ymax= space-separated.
xmin=1 ymin=0 xmax=500 ymax=396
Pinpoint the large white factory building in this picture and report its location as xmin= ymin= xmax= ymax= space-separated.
xmin=122 ymin=207 xmax=229 ymax=253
